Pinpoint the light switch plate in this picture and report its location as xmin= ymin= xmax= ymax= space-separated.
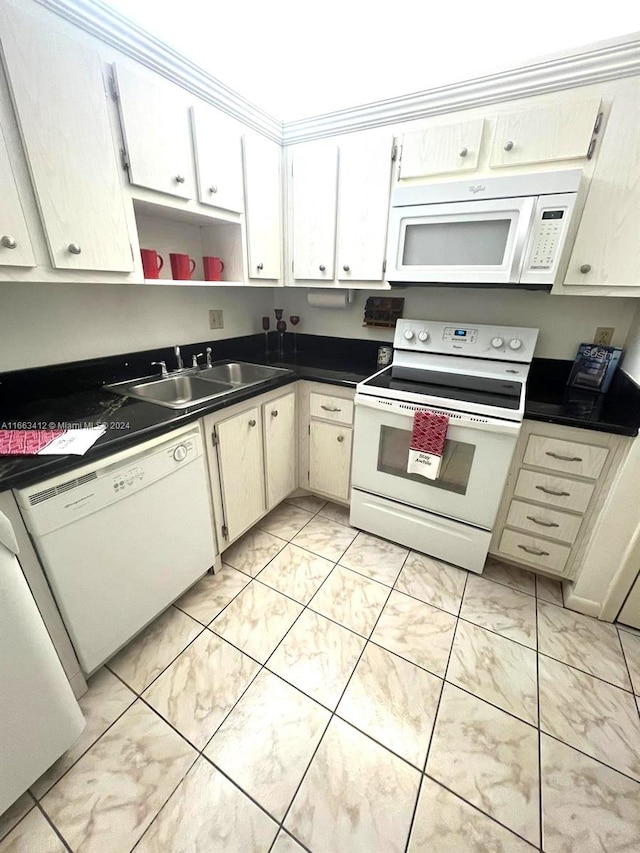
xmin=209 ymin=310 xmax=224 ymax=329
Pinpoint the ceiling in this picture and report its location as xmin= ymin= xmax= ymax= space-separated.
xmin=102 ymin=0 xmax=640 ymax=121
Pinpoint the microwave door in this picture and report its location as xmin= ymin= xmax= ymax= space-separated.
xmin=387 ymin=197 xmax=536 ymax=284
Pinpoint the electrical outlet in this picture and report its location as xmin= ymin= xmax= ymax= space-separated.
xmin=594 ymin=327 xmax=614 ymax=346
xmin=209 ymin=310 xmax=224 ymax=330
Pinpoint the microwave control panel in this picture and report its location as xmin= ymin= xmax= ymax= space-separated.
xmin=528 ymin=209 xmax=566 ymax=270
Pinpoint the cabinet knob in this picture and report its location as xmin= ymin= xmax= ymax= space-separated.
xmin=257 ymin=262 xmax=264 ymax=271
xmin=1 ymin=235 xmax=17 ymax=249
xmin=271 ymin=410 xmax=278 ymax=417
xmin=248 ymin=419 xmax=256 ymax=427
xmin=580 ymin=264 xmax=592 ymax=274
xmin=342 ymin=264 xmax=350 ymax=272
xmin=319 ymin=265 xmax=326 ymax=272
xmin=175 ymin=174 xmax=186 ymax=184
xmin=208 ymin=185 xmax=218 ymax=194
xmin=68 ymin=243 xmax=82 ymax=255
xmin=459 ymin=147 xmax=468 ymax=157
xmin=337 ymin=435 xmax=344 ymax=443
xmin=503 ymin=140 xmax=514 ymax=151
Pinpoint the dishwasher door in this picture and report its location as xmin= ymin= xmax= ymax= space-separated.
xmin=16 ymin=427 xmax=216 ymax=674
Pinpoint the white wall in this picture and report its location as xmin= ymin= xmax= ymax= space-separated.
xmin=621 ymin=302 xmax=640 ymax=384
xmin=0 ymin=283 xmax=273 ymax=371
xmin=277 ymin=288 xmax=639 ymax=360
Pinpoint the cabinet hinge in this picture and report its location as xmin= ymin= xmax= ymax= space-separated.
xmin=586 ymin=138 xmax=597 ymax=160
xmin=108 ymin=73 xmax=119 ymax=100
xmin=292 ymin=260 xmax=294 ymax=274
xmin=308 ymin=424 xmax=310 ymax=435
xmin=593 ymin=111 xmax=604 ymax=134
xmin=211 ymin=426 xmax=219 ymax=447
xmin=382 ymin=259 xmax=387 ymax=274
xmin=129 ymin=243 xmax=134 ymax=262
xmin=221 ymin=524 xmax=229 ymax=540
xmin=120 ymin=148 xmax=130 ymax=171
xmin=391 ymin=143 xmax=398 ymax=161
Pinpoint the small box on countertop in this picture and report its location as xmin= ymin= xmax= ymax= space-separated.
xmin=567 ymin=343 xmax=623 ymax=394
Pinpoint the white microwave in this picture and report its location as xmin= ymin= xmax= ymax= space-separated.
xmin=386 ymin=169 xmax=583 ymax=287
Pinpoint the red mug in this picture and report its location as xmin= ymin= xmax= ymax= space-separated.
xmin=170 ymin=253 xmax=196 ymax=281
xmin=140 ymin=248 xmax=163 ymax=279
xmin=203 ymin=256 xmax=224 ymax=281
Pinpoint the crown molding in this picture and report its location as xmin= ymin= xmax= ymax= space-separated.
xmin=35 ymin=0 xmax=283 ymax=142
xmin=282 ymin=34 xmax=640 ymax=143
xmin=35 ymin=0 xmax=639 ymax=147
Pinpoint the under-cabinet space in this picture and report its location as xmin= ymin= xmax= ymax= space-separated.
xmin=134 ymin=201 xmax=245 ymax=284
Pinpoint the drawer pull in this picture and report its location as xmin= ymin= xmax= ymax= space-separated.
xmin=518 ymin=544 xmax=550 ymax=557
xmin=545 ymin=451 xmax=583 ymax=462
xmin=536 ymin=485 xmax=571 ymax=497
xmin=321 ymin=405 xmax=341 ymax=412
xmin=526 ymin=515 xmax=559 ymax=528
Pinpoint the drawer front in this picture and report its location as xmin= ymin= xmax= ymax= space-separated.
xmin=499 ymin=529 xmax=571 ymax=574
xmin=514 ymin=469 xmax=595 ymax=513
xmin=506 ymin=499 xmax=582 ymax=545
xmin=524 ymin=434 xmax=609 ymax=480
xmin=310 ymin=393 xmax=354 ymax=425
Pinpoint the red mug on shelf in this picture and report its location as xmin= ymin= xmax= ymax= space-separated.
xmin=169 ymin=253 xmax=196 ymax=281
xmin=140 ymin=248 xmax=163 ymax=279
xmin=203 ymin=256 xmax=224 ymax=281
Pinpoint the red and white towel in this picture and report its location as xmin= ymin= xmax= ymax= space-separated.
xmin=0 ymin=427 xmax=107 ymax=456
xmin=407 ymin=410 xmax=449 ymax=480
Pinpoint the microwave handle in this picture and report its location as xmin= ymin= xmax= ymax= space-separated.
xmin=508 ymin=197 xmax=537 ymax=283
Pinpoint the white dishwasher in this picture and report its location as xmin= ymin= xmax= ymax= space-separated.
xmin=15 ymin=424 xmax=216 ymax=675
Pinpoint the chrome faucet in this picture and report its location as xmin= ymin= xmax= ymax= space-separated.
xmin=206 ymin=347 xmax=213 ymax=368
xmin=174 ymin=345 xmax=183 ymax=371
xmin=192 ymin=352 xmax=204 ymax=368
xmin=151 ymin=360 xmax=168 ymax=378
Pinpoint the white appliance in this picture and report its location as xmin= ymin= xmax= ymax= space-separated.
xmin=0 ymin=511 xmax=85 ymax=814
xmin=386 ymin=169 xmax=582 ymax=286
xmin=351 ymin=319 xmax=538 ymax=573
xmin=15 ymin=424 xmax=216 ymax=675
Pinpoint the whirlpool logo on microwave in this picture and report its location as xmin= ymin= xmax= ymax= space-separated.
xmin=468 ymin=185 xmax=486 ymax=194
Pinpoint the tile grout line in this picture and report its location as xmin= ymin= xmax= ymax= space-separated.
xmin=535 ymin=582 xmax=544 ymax=853
xmin=616 ymin=624 xmax=639 ymax=703
xmin=34 ymin=801 xmax=74 ymax=853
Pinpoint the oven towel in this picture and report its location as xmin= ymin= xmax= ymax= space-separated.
xmin=407 ymin=410 xmax=449 ymax=480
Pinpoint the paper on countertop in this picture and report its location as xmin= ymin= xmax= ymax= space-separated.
xmin=0 ymin=426 xmax=107 ymax=456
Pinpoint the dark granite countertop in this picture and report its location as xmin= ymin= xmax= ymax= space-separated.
xmin=1 ymin=334 xmax=638 ymax=490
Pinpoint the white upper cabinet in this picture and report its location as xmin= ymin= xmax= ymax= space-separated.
xmin=190 ymin=105 xmax=244 ymax=213
xmin=291 ymin=143 xmax=339 ymax=281
xmin=564 ymin=78 xmax=640 ymax=287
xmin=114 ymin=63 xmax=193 ymax=200
xmin=0 ymin=4 xmax=133 ymax=272
xmin=0 ymin=125 xmax=35 ymax=267
xmin=398 ymin=119 xmax=485 ymax=179
xmin=490 ymin=98 xmax=601 ymax=168
xmin=337 ymin=135 xmax=393 ymax=281
xmin=242 ymin=134 xmax=282 ymax=280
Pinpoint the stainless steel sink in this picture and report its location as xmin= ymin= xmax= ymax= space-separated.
xmin=105 ymin=374 xmax=235 ymax=409
xmin=105 ymin=361 xmax=290 ymax=410
xmin=197 ymin=361 xmax=289 ymax=386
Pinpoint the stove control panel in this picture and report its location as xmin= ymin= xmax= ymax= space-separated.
xmin=394 ymin=319 xmax=539 ymax=363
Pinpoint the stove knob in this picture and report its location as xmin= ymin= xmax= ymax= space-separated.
xmin=491 ymin=337 xmax=505 ymax=348
xmin=509 ymin=338 xmax=523 ymax=351
xmin=418 ymin=331 xmax=429 ymax=342
xmin=404 ymin=330 xmax=415 ymax=340
xmin=173 ymin=444 xmax=188 ymax=462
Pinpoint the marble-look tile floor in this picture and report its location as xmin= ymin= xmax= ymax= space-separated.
xmin=2 ymin=497 xmax=639 ymax=853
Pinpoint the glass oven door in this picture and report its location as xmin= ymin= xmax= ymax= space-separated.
xmin=387 ymin=197 xmax=536 ymax=284
xmin=351 ymin=398 xmax=519 ymax=529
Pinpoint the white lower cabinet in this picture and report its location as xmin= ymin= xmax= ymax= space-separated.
xmin=490 ymin=420 xmax=626 ymax=580
xmin=204 ymin=387 xmax=296 ymax=547
xmin=309 ymin=421 xmax=352 ymax=502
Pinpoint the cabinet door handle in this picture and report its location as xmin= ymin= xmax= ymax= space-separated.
xmin=257 ymin=263 xmax=264 ymax=271
xmin=504 ymin=140 xmax=514 ymax=151
xmin=175 ymin=174 xmax=186 ymax=183
xmin=459 ymin=147 xmax=468 ymax=157
xmin=580 ymin=264 xmax=592 ymax=274
xmin=321 ymin=405 xmax=341 ymax=412
xmin=248 ymin=419 xmax=256 ymax=427
xmin=337 ymin=435 xmax=344 ymax=443
xmin=526 ymin=515 xmax=559 ymax=529
xmin=319 ymin=265 xmax=326 ymax=272
xmin=1 ymin=235 xmax=17 ymax=249
xmin=208 ymin=185 xmax=218 ymax=194
xmin=536 ymin=485 xmax=571 ymax=497
xmin=546 ymin=451 xmax=583 ymax=462
xmin=343 ymin=264 xmax=350 ymax=272
xmin=518 ymin=544 xmax=550 ymax=557
xmin=68 ymin=243 xmax=82 ymax=254
xmin=271 ymin=410 xmax=278 ymax=417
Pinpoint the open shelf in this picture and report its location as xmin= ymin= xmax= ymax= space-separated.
xmin=141 ymin=279 xmax=246 ymax=286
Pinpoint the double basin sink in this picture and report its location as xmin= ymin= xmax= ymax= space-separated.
xmin=105 ymin=361 xmax=290 ymax=410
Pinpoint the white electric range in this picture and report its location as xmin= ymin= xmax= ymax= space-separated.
xmin=350 ymin=319 xmax=539 ymax=573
